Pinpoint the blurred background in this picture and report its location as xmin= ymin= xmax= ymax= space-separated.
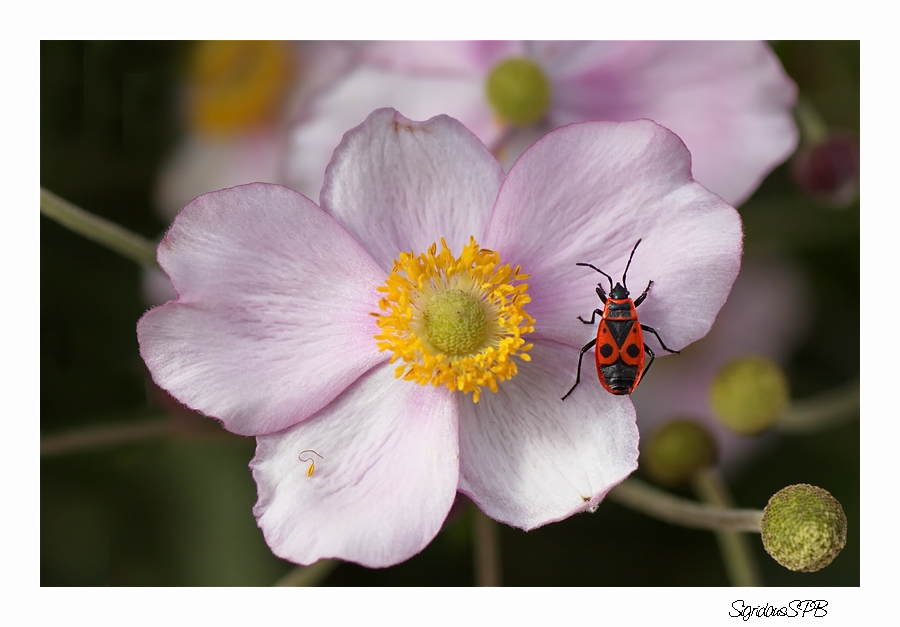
xmin=40 ymin=40 xmax=859 ymax=586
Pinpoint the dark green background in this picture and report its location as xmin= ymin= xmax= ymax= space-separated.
xmin=41 ymin=41 xmax=859 ymax=586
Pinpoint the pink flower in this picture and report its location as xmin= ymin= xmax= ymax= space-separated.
xmin=154 ymin=41 xmax=357 ymax=222
xmin=286 ymin=41 xmax=797 ymax=207
xmin=137 ymin=108 xmax=742 ymax=568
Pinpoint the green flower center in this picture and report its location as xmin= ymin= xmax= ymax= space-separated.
xmin=486 ymin=57 xmax=551 ymax=126
xmin=423 ymin=288 xmax=488 ymax=356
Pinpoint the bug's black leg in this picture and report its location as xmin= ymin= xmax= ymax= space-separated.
xmin=561 ymin=338 xmax=597 ymax=401
xmin=595 ymin=284 xmax=608 ymax=304
xmin=640 ymin=343 xmax=656 ymax=382
xmin=633 ymin=280 xmax=654 ymax=307
xmin=640 ymin=324 xmax=680 ymax=354
xmin=577 ymin=308 xmax=604 ymax=325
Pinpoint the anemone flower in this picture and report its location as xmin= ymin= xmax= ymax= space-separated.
xmin=286 ymin=40 xmax=796 ymax=207
xmin=138 ymin=108 xmax=742 ymax=568
xmin=154 ymin=40 xmax=356 ymax=222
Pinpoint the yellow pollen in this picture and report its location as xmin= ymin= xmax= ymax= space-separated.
xmin=188 ymin=40 xmax=294 ymax=136
xmin=373 ymin=237 xmax=535 ymax=402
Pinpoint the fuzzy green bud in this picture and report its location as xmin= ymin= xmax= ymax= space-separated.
xmin=761 ymin=484 xmax=847 ymax=572
xmin=643 ymin=419 xmax=718 ymax=486
xmin=710 ymin=356 xmax=790 ymax=435
xmin=486 ymin=57 xmax=551 ymax=126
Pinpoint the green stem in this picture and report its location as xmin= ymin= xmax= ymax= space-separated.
xmin=41 ymin=417 xmax=172 ymax=456
xmin=273 ymin=559 xmax=340 ymax=586
xmin=608 ymin=478 xmax=763 ymax=532
xmin=40 ymin=187 xmax=159 ymax=269
xmin=692 ymin=469 xmax=762 ymax=587
xmin=778 ymin=378 xmax=860 ymax=434
xmin=473 ymin=505 xmax=502 ymax=586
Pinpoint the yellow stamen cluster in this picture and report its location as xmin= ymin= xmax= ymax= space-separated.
xmin=188 ymin=40 xmax=294 ymax=136
xmin=373 ymin=237 xmax=535 ymax=402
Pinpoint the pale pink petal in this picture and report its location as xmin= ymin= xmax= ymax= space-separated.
xmin=286 ymin=41 xmax=362 ymax=110
xmin=525 ymin=40 xmax=622 ymax=75
xmin=548 ymin=41 xmax=798 ymax=205
xmin=285 ymin=69 xmax=502 ymax=208
xmin=320 ymin=108 xmax=505 ymax=271
xmin=458 ymin=340 xmax=638 ymax=530
xmin=137 ymin=183 xmax=387 ymax=436
xmin=362 ymin=40 xmax=523 ymax=75
xmin=251 ymin=363 xmax=459 ymax=568
xmin=484 ymin=119 xmax=742 ymax=355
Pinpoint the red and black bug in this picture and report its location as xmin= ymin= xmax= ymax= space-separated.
xmin=561 ymin=239 xmax=679 ymax=400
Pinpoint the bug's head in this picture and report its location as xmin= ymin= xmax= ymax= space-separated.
xmin=610 ymin=283 xmax=629 ymax=300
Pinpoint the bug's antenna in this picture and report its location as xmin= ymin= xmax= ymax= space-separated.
xmin=621 ymin=239 xmax=642 ymax=289
xmin=575 ymin=262 xmax=614 ymax=291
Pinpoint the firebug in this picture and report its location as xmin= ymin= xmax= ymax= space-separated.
xmin=561 ymin=239 xmax=679 ymax=400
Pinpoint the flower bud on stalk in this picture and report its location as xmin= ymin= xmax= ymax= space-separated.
xmin=710 ymin=357 xmax=790 ymax=435
xmin=760 ymin=484 xmax=847 ymax=572
xmin=643 ymin=419 xmax=718 ymax=486
xmin=792 ymin=132 xmax=860 ymax=208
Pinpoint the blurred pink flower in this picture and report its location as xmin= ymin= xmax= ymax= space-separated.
xmin=154 ymin=41 xmax=357 ymax=223
xmin=631 ymin=254 xmax=811 ymax=470
xmin=138 ymin=109 xmax=741 ymax=567
xmin=286 ymin=41 xmax=797 ymax=206
xmin=145 ymin=41 xmax=358 ymax=305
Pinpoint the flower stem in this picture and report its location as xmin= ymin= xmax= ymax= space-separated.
xmin=41 ymin=417 xmax=172 ymax=456
xmin=778 ymin=378 xmax=860 ymax=434
xmin=40 ymin=187 xmax=159 ymax=269
xmin=473 ymin=505 xmax=502 ymax=586
xmin=692 ymin=468 xmax=762 ymax=586
xmin=273 ymin=560 xmax=340 ymax=586
xmin=608 ymin=478 xmax=763 ymax=532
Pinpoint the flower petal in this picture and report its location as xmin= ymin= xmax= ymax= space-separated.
xmin=317 ymin=107 xmax=505 ymax=271
xmin=362 ymin=40 xmax=523 ymax=76
xmin=137 ymin=183 xmax=388 ymax=436
xmin=251 ymin=362 xmax=459 ymax=568
xmin=484 ymin=119 xmax=742 ymax=355
xmin=547 ymin=41 xmax=797 ymax=205
xmin=458 ymin=340 xmax=638 ymax=530
xmin=285 ymin=69 xmax=502 ymax=212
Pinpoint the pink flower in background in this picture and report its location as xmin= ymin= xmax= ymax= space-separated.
xmin=286 ymin=40 xmax=797 ymax=206
xmin=154 ymin=41 xmax=357 ymax=222
xmin=137 ymin=108 xmax=742 ymax=567
xmin=631 ymin=255 xmax=811 ymax=470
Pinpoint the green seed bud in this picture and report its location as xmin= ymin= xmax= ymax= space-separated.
xmin=643 ymin=419 xmax=718 ymax=486
xmin=710 ymin=356 xmax=790 ymax=435
xmin=761 ymin=484 xmax=847 ymax=572
xmin=423 ymin=288 xmax=488 ymax=356
xmin=485 ymin=57 xmax=552 ymax=126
